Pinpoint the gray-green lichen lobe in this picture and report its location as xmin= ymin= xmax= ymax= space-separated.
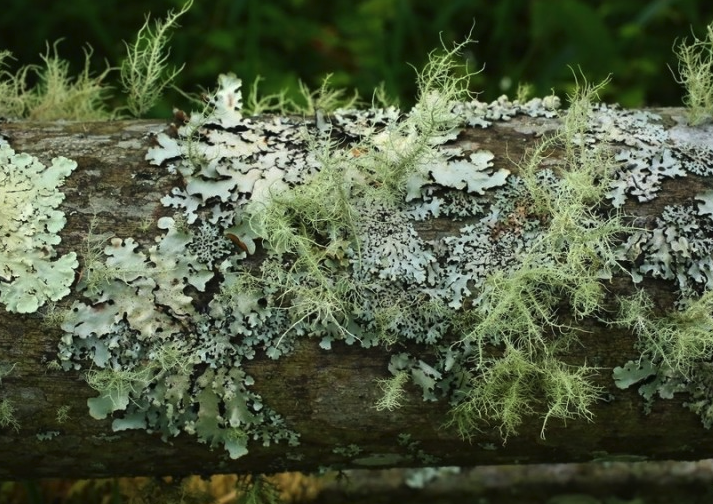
xmin=0 ymin=145 xmax=77 ymax=312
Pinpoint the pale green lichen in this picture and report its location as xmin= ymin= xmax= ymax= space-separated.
xmin=0 ymin=399 xmax=18 ymax=432
xmin=55 ymin=405 xmax=71 ymax=424
xmin=0 ymin=42 xmax=112 ymax=120
xmin=0 ymin=1 xmax=195 ymax=120
xmin=58 ymin=25 xmax=713 ymax=459
xmin=450 ymin=349 xmax=600 ymax=440
xmin=0 ymin=363 xmax=16 ymax=385
xmin=0 ymin=364 xmax=18 ymax=432
xmin=374 ymin=370 xmax=409 ymax=411
xmin=449 ymin=77 xmax=627 ymax=440
xmin=673 ymin=21 xmax=713 ymax=126
xmin=0 ymin=145 xmax=78 ymax=313
xmin=120 ymin=0 xmax=193 ymax=117
xmin=618 ymin=289 xmax=713 ymax=378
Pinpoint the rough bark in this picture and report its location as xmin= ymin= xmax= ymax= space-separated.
xmin=1 ymin=111 xmax=712 ymax=480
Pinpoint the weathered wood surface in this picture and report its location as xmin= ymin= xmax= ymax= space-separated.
xmin=0 ymin=112 xmax=711 ymax=480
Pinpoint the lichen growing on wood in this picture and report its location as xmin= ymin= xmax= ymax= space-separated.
xmin=0 ymin=145 xmax=77 ymax=313
xmin=44 ymin=30 xmax=713 ymax=459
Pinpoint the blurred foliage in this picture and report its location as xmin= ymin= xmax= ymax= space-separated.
xmin=2 ymin=0 xmax=713 ymax=117
xmin=0 ymin=473 xmax=324 ymax=504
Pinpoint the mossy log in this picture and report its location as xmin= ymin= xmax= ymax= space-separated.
xmin=1 ymin=111 xmax=712 ymax=480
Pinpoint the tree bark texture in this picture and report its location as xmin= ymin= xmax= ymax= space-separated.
xmin=1 ymin=110 xmax=713 ymax=480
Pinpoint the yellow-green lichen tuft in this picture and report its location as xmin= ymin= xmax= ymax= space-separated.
xmin=0 ymin=399 xmax=18 ymax=432
xmin=450 ymin=77 xmax=631 ymax=440
xmin=0 ymin=42 xmax=112 ymax=121
xmin=673 ymin=21 xmax=713 ymax=126
xmin=120 ymin=0 xmax=193 ymax=117
xmin=618 ymin=289 xmax=713 ymax=378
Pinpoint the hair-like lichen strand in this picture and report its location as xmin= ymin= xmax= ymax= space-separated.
xmin=60 ymin=24 xmax=713 ymax=460
xmin=673 ymin=21 xmax=713 ymax=126
xmin=450 ymin=77 xmax=632 ymax=440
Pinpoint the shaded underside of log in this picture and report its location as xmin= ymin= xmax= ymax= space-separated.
xmin=316 ymin=460 xmax=713 ymax=504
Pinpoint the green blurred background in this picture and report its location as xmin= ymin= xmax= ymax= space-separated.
xmin=2 ymin=0 xmax=713 ymax=117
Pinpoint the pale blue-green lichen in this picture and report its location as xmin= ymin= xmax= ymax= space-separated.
xmin=332 ymin=444 xmax=362 ymax=458
xmin=56 ymin=34 xmax=713 ymax=458
xmin=397 ymin=433 xmax=440 ymax=465
xmin=605 ymin=109 xmax=713 ymax=426
xmin=61 ymin=39 xmax=563 ymax=456
xmin=0 ymin=145 xmax=77 ymax=313
xmin=59 ymin=220 xmax=297 ymax=459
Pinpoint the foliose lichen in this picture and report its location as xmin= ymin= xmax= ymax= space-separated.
xmin=36 ymin=430 xmax=60 ymax=441
xmin=0 ymin=145 xmax=78 ymax=313
xmin=597 ymin=91 xmax=713 ymax=427
xmin=58 ymin=219 xmax=297 ymax=459
xmin=55 ymin=32 xmax=713 ymax=457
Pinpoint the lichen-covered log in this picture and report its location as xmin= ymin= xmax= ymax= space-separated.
xmin=2 ymin=93 xmax=713 ymax=480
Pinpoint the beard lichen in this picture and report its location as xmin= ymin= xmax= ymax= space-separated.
xmin=52 ymin=23 xmax=713 ymax=460
xmin=57 ymin=33 xmax=638 ymax=456
xmin=673 ymin=21 xmax=713 ymax=126
xmin=448 ymin=77 xmax=634 ymax=440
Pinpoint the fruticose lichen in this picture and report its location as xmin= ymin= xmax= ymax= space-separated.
xmin=0 ymin=363 xmax=18 ymax=432
xmin=0 ymin=43 xmax=112 ymax=121
xmin=55 ymin=405 xmax=71 ymax=424
xmin=55 ymin=31 xmax=713 ymax=458
xmin=674 ymin=21 xmax=713 ymax=126
xmin=121 ymin=0 xmax=193 ymax=117
xmin=0 ymin=145 xmax=78 ymax=313
xmin=0 ymin=399 xmax=18 ymax=432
